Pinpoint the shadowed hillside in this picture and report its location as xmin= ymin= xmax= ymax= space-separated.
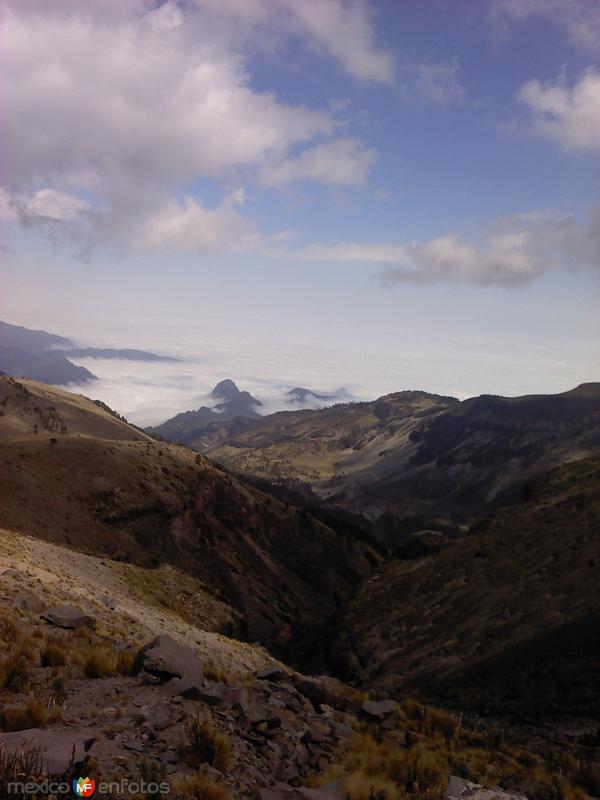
xmin=332 ymin=453 xmax=600 ymax=722
xmin=0 ymin=376 xmax=379 ymax=662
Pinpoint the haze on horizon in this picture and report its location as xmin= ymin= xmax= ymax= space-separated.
xmin=1 ymin=0 xmax=599 ymax=424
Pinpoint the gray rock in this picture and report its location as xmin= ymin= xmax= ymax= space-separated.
xmin=100 ymin=594 xmax=118 ymax=610
xmin=291 ymin=674 xmax=359 ymax=711
xmin=0 ymin=729 xmax=94 ymax=775
xmin=134 ymin=634 xmax=203 ymax=681
xmin=12 ymin=594 xmax=45 ymax=614
xmin=258 ymin=666 xmax=286 ymax=682
xmin=122 ymin=740 xmax=145 ymax=753
xmin=41 ymin=605 xmax=94 ymax=630
xmin=444 ymin=776 xmax=528 ymax=800
xmin=301 ymin=722 xmax=331 ymax=745
xmin=360 ymin=699 xmax=396 ymax=719
xmin=260 ymin=780 xmax=345 ymax=800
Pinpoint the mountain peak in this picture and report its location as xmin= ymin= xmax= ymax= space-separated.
xmin=211 ymin=379 xmax=241 ymax=400
xmin=211 ymin=379 xmax=262 ymax=410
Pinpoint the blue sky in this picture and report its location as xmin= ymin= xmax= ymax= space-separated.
xmin=1 ymin=0 xmax=599 ymax=422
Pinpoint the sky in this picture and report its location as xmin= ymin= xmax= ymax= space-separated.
xmin=1 ymin=0 xmax=599 ymax=425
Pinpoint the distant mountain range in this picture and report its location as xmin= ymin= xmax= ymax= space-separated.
xmin=63 ymin=347 xmax=178 ymax=362
xmin=172 ymin=383 xmax=600 ymax=542
xmin=0 ymin=320 xmax=177 ymax=386
xmin=148 ymin=378 xmax=264 ymax=443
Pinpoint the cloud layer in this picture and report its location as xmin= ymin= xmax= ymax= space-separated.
xmin=289 ymin=205 xmax=600 ymax=286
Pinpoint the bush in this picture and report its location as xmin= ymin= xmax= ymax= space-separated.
xmin=203 ymin=662 xmax=232 ymax=685
xmin=0 ymin=699 xmax=48 ymax=732
xmin=83 ymin=647 xmax=117 ymax=679
xmin=116 ymin=650 xmax=136 ymax=676
xmin=184 ymin=714 xmax=232 ymax=772
xmin=171 ymin=774 xmax=230 ymax=800
xmin=1 ymin=652 xmax=30 ymax=692
xmin=345 ymin=773 xmax=401 ymax=800
xmin=0 ymin=620 xmax=18 ymax=644
xmin=50 ymin=675 xmax=67 ymax=705
xmin=0 ymin=741 xmax=44 ymax=785
xmin=41 ymin=639 xmax=67 ymax=668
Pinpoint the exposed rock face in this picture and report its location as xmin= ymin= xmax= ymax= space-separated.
xmin=360 ymin=699 xmax=396 ymax=719
xmin=134 ymin=634 xmax=203 ymax=681
xmin=444 ymin=776 xmax=528 ymax=800
xmin=41 ymin=605 xmax=94 ymax=630
xmin=261 ymin=780 xmax=345 ymax=799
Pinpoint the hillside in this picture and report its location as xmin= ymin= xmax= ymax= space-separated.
xmin=0 ymin=375 xmax=379 ymax=662
xmin=0 ymin=320 xmax=96 ymax=385
xmin=201 ymin=384 xmax=600 ymax=539
xmin=332 ymin=453 xmax=600 ymax=721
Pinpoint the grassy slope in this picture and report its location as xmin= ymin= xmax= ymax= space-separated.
xmin=333 ymin=454 xmax=600 ymax=720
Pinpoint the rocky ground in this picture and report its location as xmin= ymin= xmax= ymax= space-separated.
xmin=0 ymin=577 xmax=593 ymax=799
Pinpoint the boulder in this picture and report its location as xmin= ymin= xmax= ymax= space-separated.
xmin=12 ymin=594 xmax=45 ymax=614
xmin=360 ymin=699 xmax=396 ymax=720
xmin=444 ymin=776 xmax=528 ymax=800
xmin=41 ymin=605 xmax=94 ymax=630
xmin=0 ymin=729 xmax=94 ymax=775
xmin=260 ymin=781 xmax=345 ymax=800
xmin=290 ymin=674 xmax=359 ymax=711
xmin=258 ymin=666 xmax=286 ymax=682
xmin=134 ymin=634 xmax=203 ymax=681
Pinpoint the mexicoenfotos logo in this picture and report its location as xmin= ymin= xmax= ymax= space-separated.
xmin=72 ymin=777 xmax=96 ymax=797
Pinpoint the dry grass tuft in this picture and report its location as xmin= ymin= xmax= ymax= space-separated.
xmin=40 ymin=638 xmax=67 ymax=668
xmin=0 ymin=699 xmax=48 ymax=732
xmin=0 ymin=652 xmax=30 ymax=692
xmin=183 ymin=713 xmax=232 ymax=772
xmin=171 ymin=774 xmax=230 ymax=800
xmin=83 ymin=646 xmax=117 ymax=679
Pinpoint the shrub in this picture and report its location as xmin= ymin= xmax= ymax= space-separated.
xmin=50 ymin=675 xmax=67 ymax=704
xmin=83 ymin=647 xmax=116 ymax=679
xmin=0 ymin=620 xmax=18 ymax=644
xmin=1 ymin=652 xmax=30 ymax=692
xmin=171 ymin=774 xmax=230 ymax=800
xmin=116 ymin=650 xmax=136 ymax=676
xmin=0 ymin=699 xmax=48 ymax=732
xmin=0 ymin=741 xmax=44 ymax=785
xmin=184 ymin=714 xmax=232 ymax=772
xmin=41 ymin=639 xmax=67 ymax=668
xmin=345 ymin=773 xmax=401 ymax=800
xmin=203 ymin=662 xmax=231 ymax=685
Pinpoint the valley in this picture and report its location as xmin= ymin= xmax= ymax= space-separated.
xmin=2 ymin=371 xmax=600 ymax=798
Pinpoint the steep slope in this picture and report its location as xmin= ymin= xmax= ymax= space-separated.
xmin=203 ymin=385 xmax=600 ymax=538
xmin=0 ymin=376 xmax=379 ymax=662
xmin=333 ymin=454 xmax=600 ymax=721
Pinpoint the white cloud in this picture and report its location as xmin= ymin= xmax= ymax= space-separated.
xmin=492 ymin=0 xmax=600 ymax=52
xmin=260 ymin=138 xmax=375 ymax=187
xmin=287 ymin=206 xmax=600 ymax=286
xmin=519 ymin=69 xmax=600 ymax=152
xmin=286 ymin=0 xmax=393 ymax=84
xmin=132 ymin=190 xmax=260 ymax=253
xmin=0 ymin=0 xmax=384 ymax=253
xmin=15 ymin=189 xmax=91 ymax=223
